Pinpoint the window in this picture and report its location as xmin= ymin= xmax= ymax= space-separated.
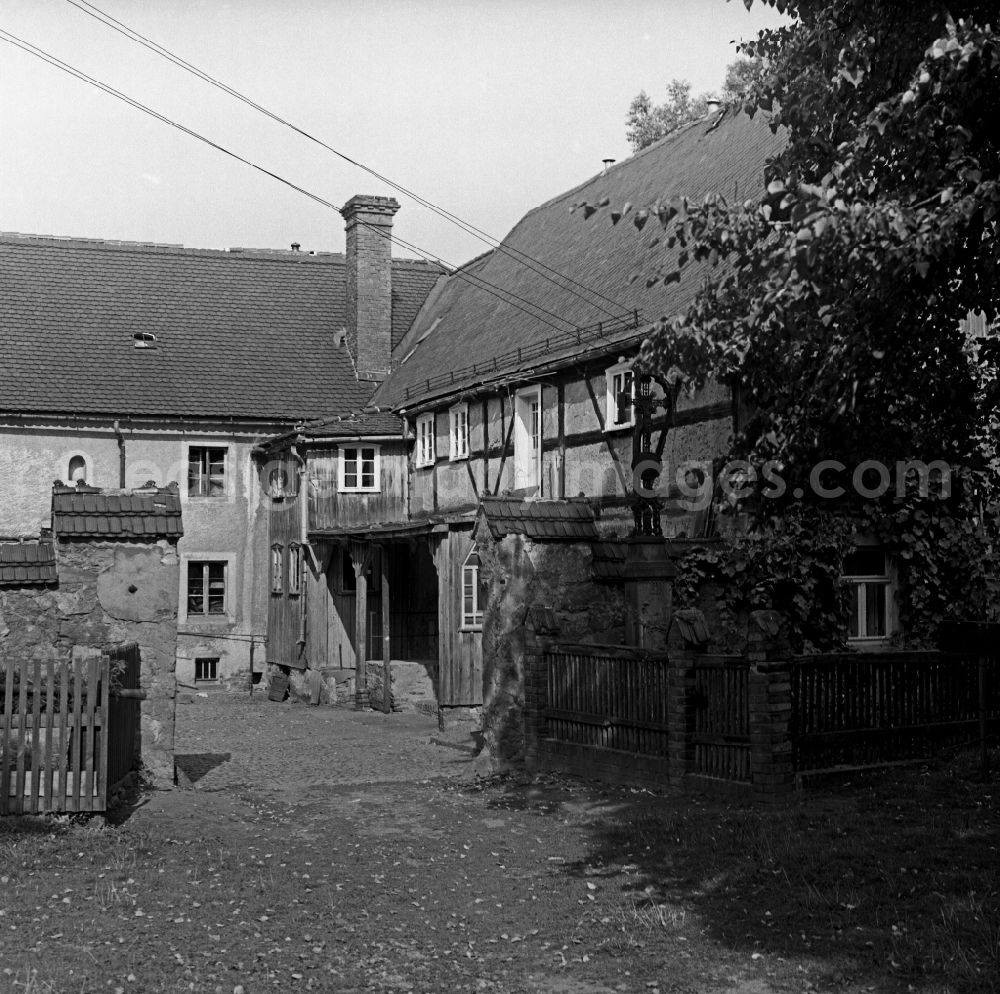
xmin=268 ymin=466 xmax=290 ymax=499
xmin=844 ymin=546 xmax=893 ymax=642
xmin=288 ymin=543 xmax=302 ymax=595
xmin=513 ymin=386 xmax=542 ymax=492
xmin=133 ymin=331 xmax=157 ymax=349
xmin=270 ymin=544 xmax=284 ymax=594
xmin=188 ymin=446 xmax=227 ymax=497
xmin=67 ymin=454 xmax=87 ymax=484
xmin=187 ymin=561 xmax=226 ymax=616
xmin=605 ymin=362 xmax=635 ymax=429
xmin=339 ymin=445 xmax=380 ymax=493
xmin=415 ymin=413 xmax=436 ymax=467
xmin=449 ymin=404 xmax=469 ymax=460
xmin=194 ymin=657 xmax=218 ymax=682
xmin=462 ymin=545 xmax=486 ymax=629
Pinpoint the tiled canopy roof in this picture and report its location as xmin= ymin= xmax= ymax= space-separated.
xmin=591 ymin=541 xmax=627 ymax=581
xmin=0 ymin=540 xmax=57 ymax=586
xmin=0 ymin=237 xmax=442 ymax=421
xmin=52 ymin=485 xmax=183 ymax=539
xmin=375 ymin=111 xmax=785 ymax=409
xmin=476 ymin=496 xmax=597 ymax=542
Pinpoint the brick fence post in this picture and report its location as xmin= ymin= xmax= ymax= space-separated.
xmin=666 ymin=609 xmax=709 ymax=793
xmin=748 ymin=610 xmax=794 ymax=803
xmin=522 ymin=606 xmax=560 ymax=773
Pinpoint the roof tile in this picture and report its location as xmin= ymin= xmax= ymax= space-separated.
xmin=51 ymin=484 xmax=184 ymax=540
xmin=375 ymin=112 xmax=785 ymax=409
xmin=0 ymin=239 xmax=442 ymax=421
xmin=0 ymin=539 xmax=57 ymax=586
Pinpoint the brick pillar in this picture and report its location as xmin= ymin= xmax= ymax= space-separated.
xmin=522 ymin=606 xmax=559 ymax=773
xmin=666 ymin=609 xmax=709 ymax=793
xmin=341 ymin=195 xmax=400 ymax=382
xmin=748 ymin=610 xmax=794 ymax=803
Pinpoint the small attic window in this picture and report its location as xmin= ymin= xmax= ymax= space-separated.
xmin=133 ymin=331 xmax=157 ymax=349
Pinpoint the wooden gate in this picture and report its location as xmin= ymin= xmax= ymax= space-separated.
xmin=1 ymin=644 xmax=142 ymax=815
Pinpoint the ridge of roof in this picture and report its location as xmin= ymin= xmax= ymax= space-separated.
xmin=0 ymin=232 xmax=444 ymax=271
xmin=518 ymin=112 xmax=731 ymax=224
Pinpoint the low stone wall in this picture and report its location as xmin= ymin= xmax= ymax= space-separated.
xmin=0 ymin=540 xmax=178 ymax=786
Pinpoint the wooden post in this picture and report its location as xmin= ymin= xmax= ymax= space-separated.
xmin=381 ymin=547 xmax=392 ymax=715
xmin=351 ymin=541 xmax=371 ymax=710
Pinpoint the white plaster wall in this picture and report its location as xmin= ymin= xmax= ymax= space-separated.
xmin=0 ymin=424 xmax=265 ymax=679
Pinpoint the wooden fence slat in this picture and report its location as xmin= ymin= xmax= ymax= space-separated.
xmin=28 ymin=658 xmax=42 ymax=814
xmin=57 ymin=658 xmax=69 ymax=808
xmin=1 ymin=662 xmax=14 ymax=814
xmin=97 ymin=654 xmax=110 ymax=811
xmin=82 ymin=655 xmax=98 ymax=811
xmin=43 ymin=659 xmax=55 ymax=812
xmin=15 ymin=660 xmax=28 ymax=810
xmin=67 ymin=656 xmax=83 ymax=813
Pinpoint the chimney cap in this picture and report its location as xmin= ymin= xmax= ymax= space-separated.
xmin=340 ymin=195 xmax=401 ymax=220
xmin=602 ymin=158 xmax=616 ymax=174
xmin=290 ymin=242 xmax=301 ymax=252
xmin=706 ymin=97 xmax=721 ymax=111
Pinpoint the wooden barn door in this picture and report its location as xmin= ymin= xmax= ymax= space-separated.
xmin=434 ymin=529 xmax=484 ymax=706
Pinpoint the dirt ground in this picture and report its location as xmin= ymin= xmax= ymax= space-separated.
xmin=1 ymin=690 xmax=997 ymax=994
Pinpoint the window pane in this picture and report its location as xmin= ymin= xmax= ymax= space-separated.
xmin=865 ymin=583 xmax=887 ymax=637
xmin=207 ymin=563 xmax=226 ymax=613
xmin=188 ymin=563 xmax=205 ymax=613
xmin=848 ymin=585 xmax=860 ymax=638
xmin=843 ymin=548 xmax=887 ymax=577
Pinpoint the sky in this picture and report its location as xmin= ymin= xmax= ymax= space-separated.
xmin=0 ymin=0 xmax=787 ymax=267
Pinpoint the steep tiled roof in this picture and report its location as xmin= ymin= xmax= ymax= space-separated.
xmin=52 ymin=485 xmax=183 ymax=539
xmin=0 ymin=237 xmax=442 ymax=421
xmin=375 ymin=111 xmax=785 ymax=409
xmin=476 ymin=496 xmax=597 ymax=542
xmin=0 ymin=539 xmax=57 ymax=586
xmin=591 ymin=540 xmax=627 ymax=581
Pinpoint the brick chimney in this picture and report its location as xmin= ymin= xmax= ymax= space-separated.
xmin=342 ymin=194 xmax=400 ymax=382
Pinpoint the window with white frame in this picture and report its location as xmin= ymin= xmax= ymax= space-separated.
xmin=338 ymin=445 xmax=380 ymax=493
xmin=513 ymin=386 xmax=542 ymax=492
xmin=288 ymin=543 xmax=302 ymax=595
xmin=270 ymin=544 xmax=284 ymax=594
xmin=415 ymin=414 xmax=436 ymax=467
xmin=605 ymin=362 xmax=635 ymax=429
xmin=449 ymin=404 xmax=469 ymax=460
xmin=188 ymin=446 xmax=227 ymax=497
xmin=187 ymin=561 xmax=227 ymax=616
xmin=461 ymin=545 xmax=485 ymax=629
xmin=843 ymin=545 xmax=893 ymax=642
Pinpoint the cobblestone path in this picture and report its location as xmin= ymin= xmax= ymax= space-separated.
xmin=173 ymin=690 xmax=474 ymax=791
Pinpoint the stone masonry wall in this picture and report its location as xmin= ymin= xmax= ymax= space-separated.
xmin=0 ymin=540 xmax=178 ymax=785
xmin=478 ymin=534 xmax=627 ymax=768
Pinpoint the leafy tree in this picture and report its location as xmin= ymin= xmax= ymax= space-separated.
xmin=626 ymin=59 xmax=764 ymax=151
xmin=599 ymin=0 xmax=1000 ymax=642
xmin=626 ymin=80 xmax=709 ymax=151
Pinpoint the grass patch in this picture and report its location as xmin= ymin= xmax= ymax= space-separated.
xmin=572 ymin=748 xmax=1000 ymax=993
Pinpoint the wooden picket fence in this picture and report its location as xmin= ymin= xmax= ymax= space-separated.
xmin=692 ymin=654 xmax=751 ymax=782
xmin=790 ymin=650 xmax=1000 ymax=772
xmin=543 ymin=643 xmax=671 ymax=756
xmin=0 ymin=643 xmax=143 ymax=815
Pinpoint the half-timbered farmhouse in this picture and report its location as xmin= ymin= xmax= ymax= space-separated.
xmin=255 ymin=111 xmax=785 ymax=721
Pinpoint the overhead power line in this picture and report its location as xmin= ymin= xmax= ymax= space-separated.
xmin=67 ymin=0 xmax=635 ymax=322
xmin=0 ymin=26 xmax=580 ymax=335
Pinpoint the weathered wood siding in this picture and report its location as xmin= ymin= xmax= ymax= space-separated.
xmin=433 ymin=528 xmax=483 ymax=706
xmin=308 ymin=442 xmax=408 ymax=531
xmin=265 ymin=456 xmax=305 ymax=668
